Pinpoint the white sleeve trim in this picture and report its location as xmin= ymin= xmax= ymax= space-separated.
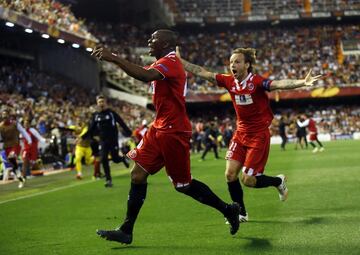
xmin=297 ymin=119 xmax=309 ymax=128
xmin=17 ymin=122 xmax=32 ymax=144
xmin=29 ymin=128 xmax=46 ymax=143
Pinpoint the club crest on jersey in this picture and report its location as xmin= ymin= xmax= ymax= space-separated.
xmin=247 ymin=83 xmax=255 ymax=91
xmin=128 ymin=149 xmax=137 ymax=159
xmin=226 ymin=151 xmax=233 ymax=159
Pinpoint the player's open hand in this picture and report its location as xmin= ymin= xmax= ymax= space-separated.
xmin=175 ymin=46 xmax=182 ymax=59
xmin=304 ymin=69 xmax=322 ymax=86
xmin=91 ymin=46 xmax=115 ymax=62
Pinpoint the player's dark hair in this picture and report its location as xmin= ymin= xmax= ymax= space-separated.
xmin=232 ymin=48 xmax=256 ymax=73
xmin=96 ymin=95 xmax=105 ymax=101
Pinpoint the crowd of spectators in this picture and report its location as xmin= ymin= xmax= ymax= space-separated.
xmin=0 ymin=1 xmax=358 ymax=94
xmin=0 ymin=0 xmax=97 ymax=40
xmin=173 ymin=0 xmax=360 ymax=18
xmin=86 ymin=21 xmax=359 ymax=94
xmin=177 ymin=24 xmax=359 ymax=92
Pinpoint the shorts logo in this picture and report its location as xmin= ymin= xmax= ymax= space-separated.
xmin=128 ymin=149 xmax=137 ymax=159
xmin=225 ymin=150 xmax=233 ymax=159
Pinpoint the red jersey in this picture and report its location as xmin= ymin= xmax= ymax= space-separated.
xmin=23 ymin=128 xmax=39 ymax=151
xmin=308 ymin=119 xmax=317 ymax=133
xmin=216 ymin=72 xmax=273 ymax=133
xmin=147 ymin=51 xmax=191 ymax=133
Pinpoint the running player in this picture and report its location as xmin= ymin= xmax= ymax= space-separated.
xmin=177 ymin=47 xmax=321 ymax=222
xmin=92 ymin=29 xmax=240 ymax=244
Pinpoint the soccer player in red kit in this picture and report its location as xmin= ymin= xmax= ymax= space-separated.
xmin=177 ymin=47 xmax=321 ymax=222
xmin=297 ymin=114 xmax=324 ymax=153
xmin=0 ymin=109 xmax=32 ymax=188
xmin=91 ymin=30 xmax=240 ymax=244
xmin=20 ymin=119 xmax=47 ymax=188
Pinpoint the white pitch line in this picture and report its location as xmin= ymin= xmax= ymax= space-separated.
xmin=0 ymin=179 xmax=95 ymax=205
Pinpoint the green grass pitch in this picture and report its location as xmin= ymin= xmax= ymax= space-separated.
xmin=1 ymin=140 xmax=360 ymax=255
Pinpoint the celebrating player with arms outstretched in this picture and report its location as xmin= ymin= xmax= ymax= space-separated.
xmin=92 ymin=30 xmax=240 ymax=244
xmin=177 ymin=47 xmax=321 ymax=222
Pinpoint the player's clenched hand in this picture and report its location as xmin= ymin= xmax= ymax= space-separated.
xmin=91 ymin=46 xmax=115 ymax=62
xmin=304 ymin=69 xmax=322 ymax=86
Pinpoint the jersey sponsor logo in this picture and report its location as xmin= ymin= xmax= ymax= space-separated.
xmin=235 ymin=94 xmax=253 ymax=105
xmin=128 ymin=149 xmax=137 ymax=159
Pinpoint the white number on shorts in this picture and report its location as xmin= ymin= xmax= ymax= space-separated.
xmin=229 ymin=141 xmax=237 ymax=151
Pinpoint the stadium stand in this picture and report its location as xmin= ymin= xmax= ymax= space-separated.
xmin=0 ymin=0 xmax=97 ymax=40
xmin=173 ymin=0 xmax=360 ymax=18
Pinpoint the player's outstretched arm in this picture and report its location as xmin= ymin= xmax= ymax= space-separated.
xmin=270 ymin=69 xmax=322 ymax=91
xmin=176 ymin=46 xmax=217 ymax=84
xmin=92 ymin=46 xmax=162 ymax=82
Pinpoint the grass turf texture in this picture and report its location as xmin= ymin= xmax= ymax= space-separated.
xmin=1 ymin=140 xmax=360 ymax=255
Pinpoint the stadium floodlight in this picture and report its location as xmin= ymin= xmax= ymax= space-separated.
xmin=72 ymin=43 xmax=80 ymax=48
xmin=5 ymin=22 xmax=14 ymax=27
xmin=41 ymin=34 xmax=50 ymax=39
xmin=25 ymin=28 xmax=33 ymax=33
xmin=57 ymin=39 xmax=65 ymax=44
xmin=86 ymin=47 xmax=93 ymax=52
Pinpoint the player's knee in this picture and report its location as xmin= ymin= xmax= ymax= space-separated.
xmin=225 ymin=169 xmax=238 ymax=182
xmin=130 ymin=165 xmax=148 ymax=184
xmin=241 ymin=175 xmax=256 ymax=187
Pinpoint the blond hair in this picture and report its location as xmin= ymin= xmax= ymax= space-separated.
xmin=232 ymin=48 xmax=256 ymax=73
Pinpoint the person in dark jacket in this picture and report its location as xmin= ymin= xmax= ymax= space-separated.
xmin=201 ymin=121 xmax=220 ymax=160
xmin=279 ymin=115 xmax=289 ymax=151
xmin=83 ymin=95 xmax=132 ymax=187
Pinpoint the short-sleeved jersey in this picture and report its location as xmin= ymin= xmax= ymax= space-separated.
xmin=147 ymin=51 xmax=192 ymax=133
xmin=216 ymin=72 xmax=273 ymax=133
